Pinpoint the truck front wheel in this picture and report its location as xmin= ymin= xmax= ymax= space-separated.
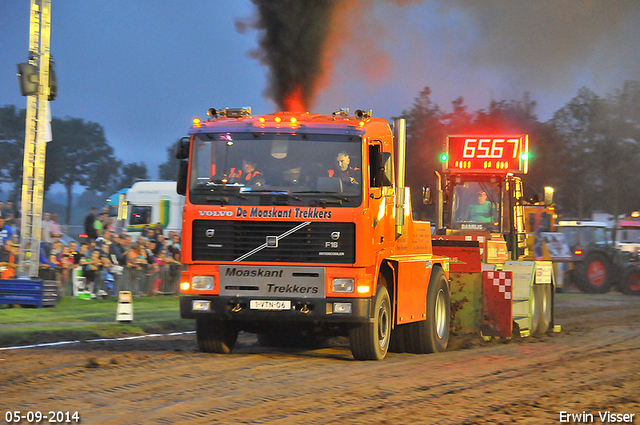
xmin=196 ymin=318 xmax=238 ymax=354
xmin=349 ymin=285 xmax=391 ymax=360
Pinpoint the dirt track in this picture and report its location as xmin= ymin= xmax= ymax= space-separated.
xmin=1 ymin=292 xmax=640 ymax=424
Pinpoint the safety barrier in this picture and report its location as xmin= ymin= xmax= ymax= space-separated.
xmin=47 ymin=263 xmax=184 ymax=298
xmin=0 ymin=278 xmax=58 ymax=308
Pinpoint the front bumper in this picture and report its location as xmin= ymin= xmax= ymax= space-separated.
xmin=180 ymin=295 xmax=372 ymax=323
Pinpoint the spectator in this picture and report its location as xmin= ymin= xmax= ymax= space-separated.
xmin=57 ymin=245 xmax=74 ymax=280
xmin=49 ymin=213 xmax=63 ymax=244
xmin=153 ymin=233 xmax=166 ymax=256
xmin=105 ymin=216 xmax=115 ymax=233
xmin=145 ymin=239 xmax=158 ymax=274
xmin=71 ymin=241 xmax=86 ymax=265
xmin=127 ymin=242 xmax=147 ymax=271
xmin=0 ymin=239 xmax=18 ymax=279
xmin=84 ymin=207 xmax=98 ymax=240
xmin=82 ymin=249 xmax=102 ymax=295
xmin=102 ymin=230 xmax=113 ymax=244
xmin=41 ymin=212 xmax=52 ymax=255
xmin=94 ymin=213 xmax=105 ymax=237
xmin=3 ymin=200 xmax=15 ymax=226
xmin=168 ymin=234 xmax=181 ymax=263
xmin=147 ymin=227 xmax=156 ymax=242
xmin=50 ymin=240 xmax=63 ymax=258
xmin=12 ymin=199 xmax=22 ymax=234
xmin=154 ymin=222 xmax=164 ymax=239
xmin=39 ymin=245 xmax=57 ymax=269
xmin=121 ymin=234 xmax=132 ymax=248
xmin=0 ymin=216 xmax=15 ymax=244
xmin=109 ymin=233 xmax=127 ymax=266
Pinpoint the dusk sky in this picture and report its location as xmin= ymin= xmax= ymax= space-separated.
xmin=1 ymin=1 xmax=639 ymax=181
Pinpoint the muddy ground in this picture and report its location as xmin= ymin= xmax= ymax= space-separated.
xmin=1 ymin=291 xmax=639 ymax=424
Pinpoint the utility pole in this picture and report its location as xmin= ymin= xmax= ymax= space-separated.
xmin=16 ymin=0 xmax=53 ymax=277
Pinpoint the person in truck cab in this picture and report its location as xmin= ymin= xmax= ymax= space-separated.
xmin=229 ymin=158 xmax=265 ymax=186
xmin=465 ymin=191 xmax=495 ymax=222
xmin=328 ymin=151 xmax=360 ymax=185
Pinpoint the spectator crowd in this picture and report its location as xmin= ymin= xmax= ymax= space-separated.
xmin=0 ymin=202 xmax=183 ymax=298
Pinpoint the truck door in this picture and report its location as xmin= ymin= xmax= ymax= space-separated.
xmin=369 ymin=142 xmax=394 ymax=248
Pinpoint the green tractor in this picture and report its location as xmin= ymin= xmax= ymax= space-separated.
xmin=556 ymin=221 xmax=630 ymax=294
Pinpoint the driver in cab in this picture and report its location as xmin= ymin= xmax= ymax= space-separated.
xmin=328 ymin=151 xmax=360 ymax=185
xmin=229 ymin=158 xmax=265 ymax=186
xmin=465 ymin=191 xmax=494 ymax=222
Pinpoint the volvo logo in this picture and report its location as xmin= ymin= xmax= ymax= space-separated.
xmin=206 ymin=229 xmax=215 ymax=238
xmin=331 ymin=231 xmax=341 ymax=241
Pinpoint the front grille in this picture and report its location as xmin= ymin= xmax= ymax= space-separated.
xmin=192 ymin=220 xmax=355 ymax=264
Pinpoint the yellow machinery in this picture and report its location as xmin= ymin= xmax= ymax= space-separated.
xmin=16 ymin=0 xmax=53 ymax=277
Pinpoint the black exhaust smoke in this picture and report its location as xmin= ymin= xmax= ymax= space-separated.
xmin=237 ymin=0 xmax=338 ymax=112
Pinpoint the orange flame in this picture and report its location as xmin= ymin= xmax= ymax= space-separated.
xmin=283 ymin=86 xmax=306 ymax=112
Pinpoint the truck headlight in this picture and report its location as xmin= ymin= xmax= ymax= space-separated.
xmin=332 ymin=278 xmax=354 ymax=293
xmin=192 ymin=276 xmax=214 ymax=291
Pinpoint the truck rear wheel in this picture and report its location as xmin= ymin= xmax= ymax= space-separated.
xmin=405 ymin=268 xmax=450 ymax=354
xmin=619 ymin=266 xmax=640 ymax=296
xmin=196 ymin=318 xmax=238 ymax=354
xmin=577 ymin=252 xmax=613 ymax=294
xmin=349 ymin=285 xmax=391 ymax=360
xmin=389 ymin=324 xmax=408 ymax=353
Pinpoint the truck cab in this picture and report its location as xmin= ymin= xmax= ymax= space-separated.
xmin=434 ymin=135 xmax=529 ymax=263
xmin=177 ymin=108 xmax=451 ymax=360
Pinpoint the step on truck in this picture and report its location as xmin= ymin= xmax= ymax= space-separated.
xmin=176 ymin=108 xmax=541 ymax=360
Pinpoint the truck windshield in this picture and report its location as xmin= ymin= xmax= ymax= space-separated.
xmin=450 ymin=181 xmax=501 ymax=231
xmin=189 ymin=132 xmax=362 ymax=205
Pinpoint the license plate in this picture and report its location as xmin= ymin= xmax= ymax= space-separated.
xmin=250 ymin=300 xmax=291 ymax=310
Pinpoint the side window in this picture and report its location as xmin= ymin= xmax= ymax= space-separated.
xmin=369 ymin=144 xmax=380 ymax=187
xmin=130 ymin=205 xmax=152 ymax=225
xmin=369 ymin=143 xmax=393 ymax=188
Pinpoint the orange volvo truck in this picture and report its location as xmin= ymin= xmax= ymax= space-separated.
xmin=176 ymin=108 xmax=511 ymax=360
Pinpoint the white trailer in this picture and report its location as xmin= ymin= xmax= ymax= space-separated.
xmin=124 ymin=181 xmax=185 ymax=236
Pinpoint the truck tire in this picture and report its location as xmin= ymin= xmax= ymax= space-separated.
xmin=619 ymin=266 xmax=640 ymax=296
xmin=196 ymin=318 xmax=238 ymax=354
xmin=405 ymin=268 xmax=450 ymax=354
xmin=531 ymin=284 xmax=552 ymax=334
xmin=349 ymin=285 xmax=391 ymax=360
xmin=577 ymin=252 xmax=613 ymax=294
xmin=389 ymin=324 xmax=408 ymax=353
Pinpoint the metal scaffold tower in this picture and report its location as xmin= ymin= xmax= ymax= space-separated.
xmin=17 ymin=0 xmax=52 ymax=277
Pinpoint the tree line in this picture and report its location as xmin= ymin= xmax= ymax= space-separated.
xmin=398 ymin=81 xmax=640 ymax=221
xmin=2 ymin=80 xmax=639 ymax=224
xmin=0 ymin=105 xmax=151 ymax=225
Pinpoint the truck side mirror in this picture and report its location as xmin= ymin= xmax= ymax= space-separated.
xmin=176 ymin=160 xmax=188 ymax=195
xmin=422 ymin=185 xmax=433 ymax=204
xmin=175 ymin=137 xmax=190 ymax=160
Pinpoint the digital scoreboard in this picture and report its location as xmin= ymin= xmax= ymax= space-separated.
xmin=445 ymin=135 xmax=529 ymax=174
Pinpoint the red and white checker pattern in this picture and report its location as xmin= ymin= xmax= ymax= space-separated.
xmin=487 ymin=271 xmax=512 ymax=300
